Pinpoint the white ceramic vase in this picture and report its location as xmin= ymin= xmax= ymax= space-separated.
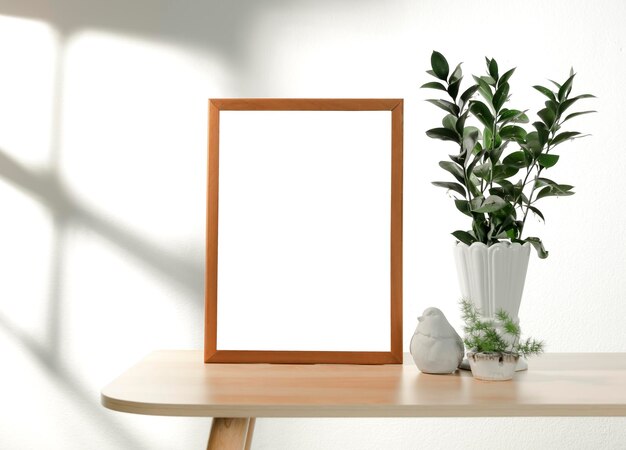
xmin=454 ymin=241 xmax=531 ymax=371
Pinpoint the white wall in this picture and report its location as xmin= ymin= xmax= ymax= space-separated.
xmin=1 ymin=0 xmax=625 ymax=448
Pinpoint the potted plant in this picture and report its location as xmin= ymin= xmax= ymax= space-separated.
xmin=422 ymin=51 xmax=595 ymax=370
xmin=460 ymin=299 xmax=543 ymax=381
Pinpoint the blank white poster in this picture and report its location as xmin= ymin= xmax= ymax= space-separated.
xmin=217 ymin=110 xmax=391 ymax=351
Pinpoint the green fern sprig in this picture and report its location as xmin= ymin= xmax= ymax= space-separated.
xmin=460 ymin=299 xmax=544 ymax=357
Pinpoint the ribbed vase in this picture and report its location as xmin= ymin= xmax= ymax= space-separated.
xmin=454 ymin=241 xmax=532 ymax=371
xmin=454 ymin=241 xmax=531 ymax=321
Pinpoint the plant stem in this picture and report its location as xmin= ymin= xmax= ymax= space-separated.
xmin=519 ymin=167 xmax=543 ymax=236
xmin=519 ymin=119 xmax=560 ymax=238
xmin=516 ymin=163 xmax=538 ymax=239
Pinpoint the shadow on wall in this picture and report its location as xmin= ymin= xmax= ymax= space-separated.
xmin=0 ymin=0 xmax=377 ymax=448
xmin=0 ymin=0 xmax=372 ymax=95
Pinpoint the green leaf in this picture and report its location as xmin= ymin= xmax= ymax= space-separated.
xmin=466 ymin=147 xmax=485 ymax=178
xmin=525 ymin=131 xmax=543 ymax=156
xmin=492 ymin=164 xmax=519 ymax=181
xmin=488 ymin=185 xmax=506 ymax=199
xmin=469 ymin=101 xmax=495 ymax=129
xmin=498 ymin=109 xmax=529 ymax=124
xmin=500 ymin=125 xmax=527 ymax=141
xmin=426 ymin=69 xmax=438 ymax=78
xmin=448 ymin=78 xmax=462 ymax=100
xmin=533 ymin=121 xmax=549 ymax=147
xmin=537 ymin=154 xmax=559 ymax=168
xmin=534 ymin=177 xmax=558 ymax=188
xmin=449 ymin=153 xmax=464 ymax=165
xmin=432 ymin=181 xmax=466 ymax=198
xmin=462 ymin=127 xmax=480 ymax=153
xmin=473 ymin=195 xmax=507 ymax=213
xmin=456 ymin=110 xmax=470 ymax=134
xmin=558 ymin=73 xmax=576 ymax=101
xmin=492 ymin=82 xmax=509 ymax=111
xmin=528 ymin=205 xmax=545 ymax=222
xmin=533 ymin=85 xmax=557 ymax=102
xmin=537 ymin=107 xmax=556 ymax=128
xmin=452 ymin=230 xmax=476 ymax=245
xmin=483 ymin=126 xmax=493 ymax=149
xmin=482 ymin=75 xmax=497 ymax=86
xmin=491 ymin=211 xmax=516 ymax=238
xmin=420 ymin=81 xmax=447 ymax=91
xmin=494 ymin=133 xmax=502 ymax=149
xmin=442 ymin=114 xmax=458 ymax=131
xmin=498 ymin=67 xmax=516 ymax=87
xmin=460 ymin=85 xmax=479 ymax=105
xmin=497 ymin=180 xmax=523 ymax=203
xmin=449 ymin=63 xmax=463 ymax=83
xmin=544 ymin=99 xmax=558 ymax=113
xmin=494 ymin=178 xmax=514 ymax=190
xmin=470 ymin=195 xmax=485 ymax=211
xmin=563 ymin=110 xmax=597 ymax=123
xmin=551 ymin=131 xmax=581 ymax=146
xmin=489 ymin=143 xmax=504 ymax=163
xmin=431 ymin=51 xmax=449 ymax=81
xmin=463 ymin=126 xmax=482 ymax=139
xmin=524 ymin=237 xmax=549 ymax=259
xmin=536 ymin=184 xmax=574 ymax=200
xmin=502 ymin=151 xmax=529 ymax=169
xmin=559 ymin=94 xmax=596 ymax=114
xmin=471 ymin=213 xmax=489 ymax=243
xmin=506 ymin=227 xmax=518 ymax=240
xmin=466 ymin=172 xmax=482 ymax=197
xmin=549 ymin=79 xmax=562 ymax=90
xmin=488 ymin=58 xmax=499 ymax=81
xmin=439 ymin=161 xmax=465 ymax=184
xmin=473 ymin=160 xmax=492 ymax=180
xmin=426 ymin=99 xmax=460 ymax=115
xmin=426 ymin=127 xmax=460 ymax=143
xmin=473 ymin=75 xmax=493 ymax=102
xmin=455 ymin=199 xmax=472 ymax=217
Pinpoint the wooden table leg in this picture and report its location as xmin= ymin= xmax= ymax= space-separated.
xmin=207 ymin=418 xmax=255 ymax=450
xmin=244 ymin=417 xmax=256 ymax=450
xmin=244 ymin=418 xmax=255 ymax=450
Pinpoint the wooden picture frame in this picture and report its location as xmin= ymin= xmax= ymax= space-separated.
xmin=205 ymin=98 xmax=403 ymax=364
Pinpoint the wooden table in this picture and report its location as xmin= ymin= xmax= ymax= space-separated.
xmin=101 ymin=351 xmax=626 ymax=449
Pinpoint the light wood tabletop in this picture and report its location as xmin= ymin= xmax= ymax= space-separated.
xmin=102 ymin=351 xmax=626 ymax=418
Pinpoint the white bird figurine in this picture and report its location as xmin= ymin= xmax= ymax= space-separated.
xmin=410 ymin=307 xmax=464 ymax=374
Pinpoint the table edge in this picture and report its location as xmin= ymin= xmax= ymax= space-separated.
xmin=101 ymin=393 xmax=626 ymax=418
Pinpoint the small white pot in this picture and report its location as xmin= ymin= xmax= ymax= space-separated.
xmin=467 ymin=351 xmax=519 ymax=381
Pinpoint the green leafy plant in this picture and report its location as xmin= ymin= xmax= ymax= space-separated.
xmin=460 ymin=299 xmax=544 ymax=357
xmin=423 ymin=51 xmax=596 ymax=258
